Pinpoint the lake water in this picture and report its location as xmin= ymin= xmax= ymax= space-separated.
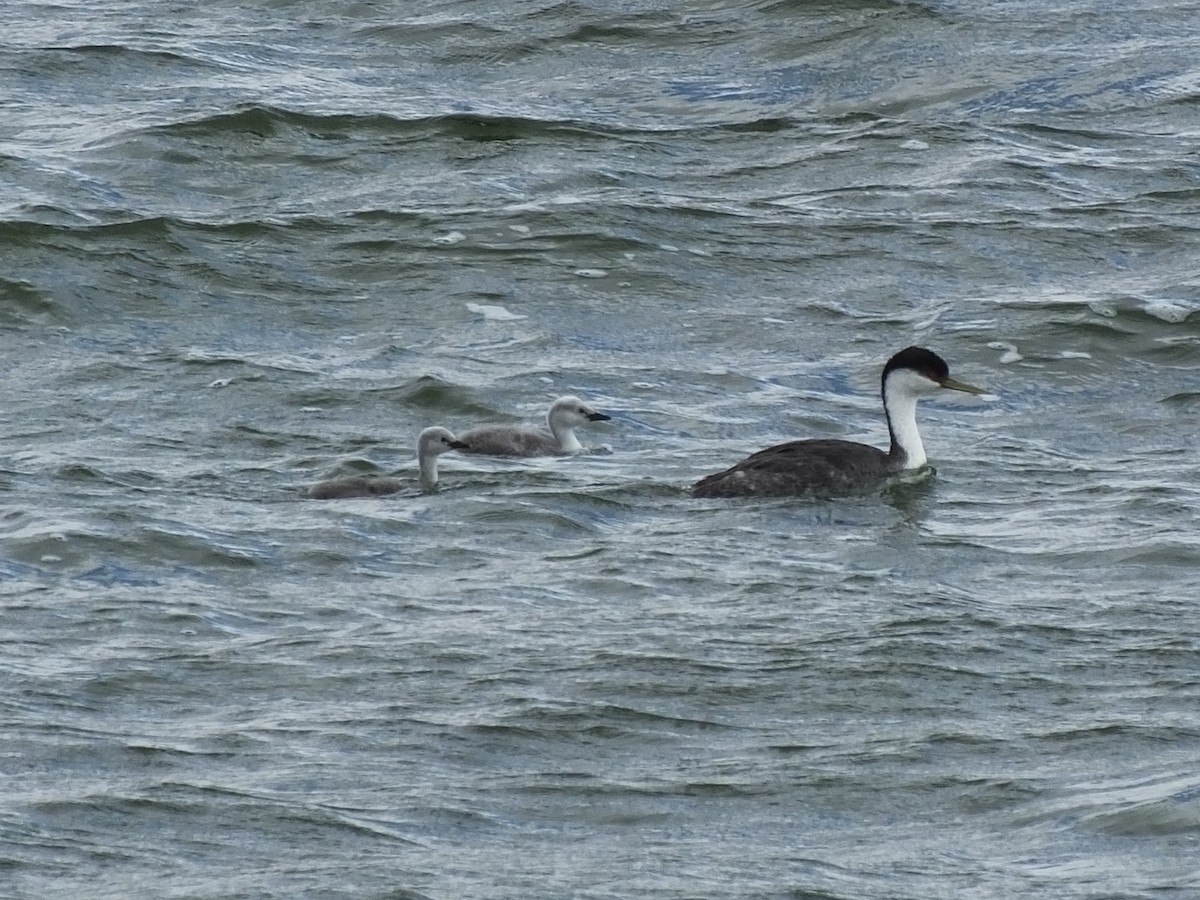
xmin=2 ymin=2 xmax=1199 ymax=898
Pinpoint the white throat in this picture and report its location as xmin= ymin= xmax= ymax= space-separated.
xmin=549 ymin=423 xmax=582 ymax=453
xmin=882 ymin=371 xmax=932 ymax=469
xmin=417 ymin=449 xmax=441 ymax=490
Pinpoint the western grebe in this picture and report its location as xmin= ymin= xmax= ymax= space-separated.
xmin=458 ymin=395 xmax=611 ymax=457
xmin=307 ymin=426 xmax=468 ymax=500
xmin=691 ymin=346 xmax=983 ymax=499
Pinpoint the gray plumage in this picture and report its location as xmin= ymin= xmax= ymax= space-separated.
xmin=459 ymin=395 xmax=611 ymax=457
xmin=692 ymin=439 xmax=899 ymax=499
xmin=307 ymin=476 xmax=408 ymax=501
xmin=692 ymin=347 xmax=983 ymax=499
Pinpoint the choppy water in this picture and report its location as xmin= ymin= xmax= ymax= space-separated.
xmin=3 ymin=1 xmax=1199 ymax=898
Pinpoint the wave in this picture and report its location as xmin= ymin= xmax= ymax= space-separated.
xmin=17 ymin=41 xmax=230 ymax=74
xmin=139 ymin=102 xmax=812 ymax=143
xmin=1015 ymin=767 xmax=1200 ymax=838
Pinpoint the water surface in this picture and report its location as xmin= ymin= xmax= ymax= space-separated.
xmin=2 ymin=1 xmax=1199 ymax=898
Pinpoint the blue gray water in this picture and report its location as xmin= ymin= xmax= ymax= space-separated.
xmin=3 ymin=1 xmax=1199 ymax=898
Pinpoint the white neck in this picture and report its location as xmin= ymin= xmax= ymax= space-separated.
xmin=883 ymin=373 xmax=928 ymax=469
xmin=550 ymin=423 xmax=582 ymax=453
xmin=417 ymin=451 xmax=440 ymax=490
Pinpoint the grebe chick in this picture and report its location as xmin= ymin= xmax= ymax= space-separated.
xmin=458 ymin=395 xmax=610 ymax=457
xmin=307 ymin=426 xmax=468 ymax=500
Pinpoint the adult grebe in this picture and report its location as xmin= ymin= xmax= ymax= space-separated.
xmin=307 ymin=426 xmax=468 ymax=500
xmin=691 ymin=347 xmax=983 ymax=499
xmin=458 ymin=395 xmax=611 ymax=457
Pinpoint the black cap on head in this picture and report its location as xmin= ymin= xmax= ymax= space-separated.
xmin=882 ymin=346 xmax=950 ymax=386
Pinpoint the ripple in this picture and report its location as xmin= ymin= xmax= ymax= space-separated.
xmin=5 ymin=2 xmax=1200 ymax=897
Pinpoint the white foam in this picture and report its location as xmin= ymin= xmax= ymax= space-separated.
xmin=1144 ymin=300 xmax=1193 ymax=324
xmin=466 ymin=302 xmax=526 ymax=321
xmin=987 ymin=341 xmax=1023 ymax=364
